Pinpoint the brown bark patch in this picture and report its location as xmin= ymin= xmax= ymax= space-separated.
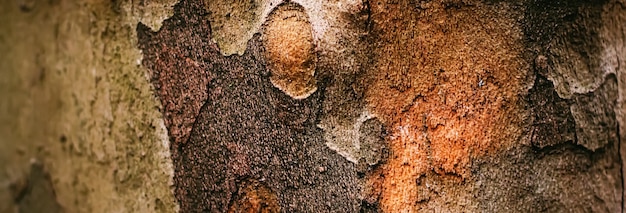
xmin=528 ymin=74 xmax=576 ymax=149
xmin=137 ymin=5 xmax=214 ymax=145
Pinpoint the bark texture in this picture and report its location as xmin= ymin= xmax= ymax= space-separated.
xmin=0 ymin=0 xmax=624 ymax=212
xmin=0 ymin=1 xmax=179 ymax=212
xmin=137 ymin=0 xmax=625 ymax=212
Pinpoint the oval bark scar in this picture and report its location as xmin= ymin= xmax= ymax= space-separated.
xmin=262 ymin=2 xmax=317 ymax=99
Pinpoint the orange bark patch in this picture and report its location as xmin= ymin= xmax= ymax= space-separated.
xmin=262 ymin=2 xmax=317 ymax=99
xmin=228 ymin=180 xmax=280 ymax=213
xmin=364 ymin=1 xmax=528 ymax=211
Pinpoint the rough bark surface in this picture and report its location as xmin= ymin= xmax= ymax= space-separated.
xmin=138 ymin=1 xmax=362 ymax=211
xmin=0 ymin=0 xmax=623 ymax=212
xmin=137 ymin=0 xmax=625 ymax=212
xmin=0 ymin=0 xmax=179 ymax=212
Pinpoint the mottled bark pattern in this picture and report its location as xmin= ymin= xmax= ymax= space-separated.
xmin=138 ymin=0 xmax=623 ymax=212
xmin=138 ymin=1 xmax=361 ymax=212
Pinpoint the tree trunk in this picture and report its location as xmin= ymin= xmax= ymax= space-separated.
xmin=1 ymin=0 xmax=624 ymax=212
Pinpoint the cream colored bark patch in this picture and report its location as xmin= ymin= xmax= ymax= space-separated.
xmin=318 ymin=110 xmax=385 ymax=165
xmin=204 ymin=0 xmax=332 ymax=56
xmin=0 ymin=1 xmax=180 ymax=212
xmin=204 ymin=0 xmax=266 ymax=56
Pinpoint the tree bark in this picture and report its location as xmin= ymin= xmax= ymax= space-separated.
xmin=1 ymin=0 xmax=625 ymax=212
xmin=138 ymin=0 xmax=626 ymax=211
